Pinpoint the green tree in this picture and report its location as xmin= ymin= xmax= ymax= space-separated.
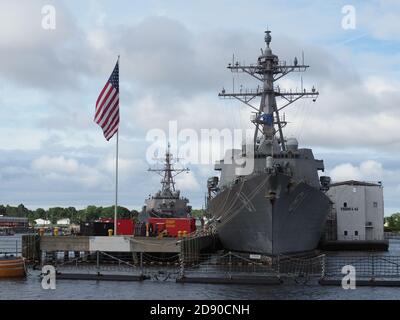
xmin=385 ymin=213 xmax=400 ymax=231
xmin=66 ymin=207 xmax=78 ymax=224
xmin=83 ymin=205 xmax=103 ymax=221
xmin=5 ymin=205 xmax=18 ymax=216
xmin=35 ymin=208 xmax=47 ymax=219
xmin=191 ymin=209 xmax=206 ymax=218
xmin=17 ymin=204 xmax=30 ymax=217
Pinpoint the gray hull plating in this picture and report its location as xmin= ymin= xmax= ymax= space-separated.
xmin=209 ymin=172 xmax=331 ymax=255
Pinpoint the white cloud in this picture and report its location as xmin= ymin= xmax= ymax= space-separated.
xmin=175 ymin=171 xmax=201 ymax=192
xmin=329 ymin=160 xmax=384 ymax=182
xmin=32 ymin=155 xmax=110 ymax=189
xmin=0 ymin=128 xmax=46 ymax=150
xmin=100 ymin=155 xmax=147 ymax=178
xmin=32 ymin=155 xmax=79 ymax=174
xmin=330 ymin=163 xmax=362 ymax=182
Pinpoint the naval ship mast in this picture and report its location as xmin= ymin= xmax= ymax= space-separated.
xmin=219 ymin=30 xmax=319 ymax=154
xmin=148 ymin=143 xmax=189 ymax=198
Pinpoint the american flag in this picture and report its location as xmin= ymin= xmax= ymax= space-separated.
xmin=94 ymin=60 xmax=119 ymax=141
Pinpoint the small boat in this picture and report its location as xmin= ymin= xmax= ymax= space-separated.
xmin=0 ymin=257 xmax=26 ymax=278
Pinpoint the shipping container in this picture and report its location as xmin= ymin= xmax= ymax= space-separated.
xmin=80 ymin=221 xmax=113 ymax=236
xmin=116 ymin=219 xmax=135 ymax=235
xmin=80 ymin=219 xmax=135 ymax=236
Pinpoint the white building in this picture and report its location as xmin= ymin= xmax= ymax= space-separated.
xmin=56 ymin=218 xmax=70 ymax=226
xmin=326 ymin=180 xmax=384 ymax=241
xmin=34 ymin=218 xmax=51 ymax=226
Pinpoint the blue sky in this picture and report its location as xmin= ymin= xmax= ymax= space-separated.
xmin=0 ymin=0 xmax=399 ymax=215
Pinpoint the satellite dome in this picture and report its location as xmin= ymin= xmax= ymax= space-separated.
xmin=286 ymin=137 xmax=299 ymax=152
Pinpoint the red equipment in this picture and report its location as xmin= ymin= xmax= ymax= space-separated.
xmin=116 ymin=219 xmax=135 ymax=235
xmin=148 ymin=218 xmax=196 ymax=237
xmin=95 ymin=218 xmax=135 ymax=235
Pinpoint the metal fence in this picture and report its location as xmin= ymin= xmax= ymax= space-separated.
xmin=384 ymin=232 xmax=400 ymax=240
xmin=323 ymin=255 xmax=400 ymax=279
xmin=179 ymin=251 xmax=325 ymax=279
xmin=41 ymin=251 xmax=142 ymax=276
xmin=37 ymin=249 xmax=326 ymax=280
xmin=39 ymin=250 xmax=183 ymax=280
xmin=0 ymin=238 xmax=22 ymax=257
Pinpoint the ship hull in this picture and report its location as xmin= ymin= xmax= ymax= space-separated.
xmin=209 ymin=172 xmax=331 ymax=255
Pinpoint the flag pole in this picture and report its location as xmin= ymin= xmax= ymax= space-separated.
xmin=114 ymin=131 xmax=119 ymax=235
xmin=114 ymin=55 xmax=120 ymax=236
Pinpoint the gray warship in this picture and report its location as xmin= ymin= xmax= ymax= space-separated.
xmin=138 ymin=144 xmax=192 ymax=222
xmin=207 ymin=30 xmax=332 ymax=255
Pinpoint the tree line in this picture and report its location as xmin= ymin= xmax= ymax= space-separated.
xmin=0 ymin=204 xmax=206 ymax=225
xmin=0 ymin=204 xmax=138 ymax=225
xmin=384 ymin=213 xmax=400 ymax=231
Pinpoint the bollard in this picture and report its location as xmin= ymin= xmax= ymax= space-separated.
xmin=108 ymin=229 xmax=113 ymax=237
xmin=96 ymin=251 xmax=100 ymax=275
xmin=146 ymin=223 xmax=150 ymax=237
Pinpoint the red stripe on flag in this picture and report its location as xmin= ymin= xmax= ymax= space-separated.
xmin=101 ymin=99 xmax=119 ymax=133
xmin=95 ymin=83 xmax=112 ymax=120
xmin=99 ymin=93 xmax=118 ymax=126
xmin=104 ymin=115 xmax=119 ymax=140
xmin=95 ymin=83 xmax=109 ymax=107
xmin=95 ymin=87 xmax=116 ymax=124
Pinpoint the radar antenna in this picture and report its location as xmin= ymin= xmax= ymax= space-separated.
xmin=219 ymin=29 xmax=319 ymax=153
xmin=148 ymin=143 xmax=189 ymax=195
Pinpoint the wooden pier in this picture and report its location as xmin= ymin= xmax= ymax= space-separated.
xmin=22 ymin=233 xmax=217 ymax=263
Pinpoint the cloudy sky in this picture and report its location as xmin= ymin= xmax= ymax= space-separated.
xmin=0 ymin=0 xmax=399 ymax=215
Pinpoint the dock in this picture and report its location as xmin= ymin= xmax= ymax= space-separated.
xmin=23 ymin=234 xmax=216 ymax=257
xmin=319 ymin=240 xmax=389 ymax=251
xmin=20 ymin=235 xmax=400 ymax=287
xmin=55 ymin=273 xmax=149 ymax=282
xmin=176 ymin=276 xmax=282 ymax=285
xmin=319 ymin=278 xmax=400 ymax=287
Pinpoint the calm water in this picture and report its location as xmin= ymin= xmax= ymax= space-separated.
xmin=1 ymin=236 xmax=400 ymax=300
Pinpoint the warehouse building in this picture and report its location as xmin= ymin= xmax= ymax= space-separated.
xmin=0 ymin=216 xmax=29 ymax=233
xmin=325 ymin=180 xmax=384 ymax=241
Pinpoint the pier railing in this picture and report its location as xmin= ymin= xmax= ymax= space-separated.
xmin=384 ymin=232 xmax=400 ymax=240
xmin=39 ymin=250 xmax=183 ymax=280
xmin=0 ymin=238 xmax=22 ymax=257
xmin=179 ymin=251 xmax=326 ymax=280
xmin=323 ymin=255 xmax=400 ymax=279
